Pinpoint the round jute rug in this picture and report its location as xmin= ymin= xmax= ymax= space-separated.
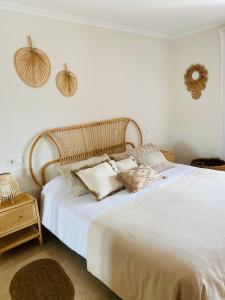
xmin=10 ymin=258 xmax=75 ymax=300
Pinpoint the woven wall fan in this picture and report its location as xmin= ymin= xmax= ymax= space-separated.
xmin=14 ymin=36 xmax=51 ymax=87
xmin=56 ymin=64 xmax=77 ymax=97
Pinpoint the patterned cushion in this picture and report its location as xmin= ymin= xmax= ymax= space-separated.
xmin=117 ymin=165 xmax=164 ymax=193
xmin=126 ymin=144 xmax=174 ymax=173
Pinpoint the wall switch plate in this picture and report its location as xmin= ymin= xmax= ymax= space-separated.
xmin=7 ymin=159 xmax=16 ymax=167
xmin=7 ymin=157 xmax=24 ymax=167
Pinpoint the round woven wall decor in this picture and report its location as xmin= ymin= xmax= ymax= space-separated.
xmin=14 ymin=36 xmax=51 ymax=88
xmin=184 ymin=64 xmax=208 ymax=100
xmin=56 ymin=64 xmax=77 ymax=97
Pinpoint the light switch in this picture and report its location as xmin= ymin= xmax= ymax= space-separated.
xmin=7 ymin=159 xmax=16 ymax=167
xmin=7 ymin=157 xmax=24 ymax=167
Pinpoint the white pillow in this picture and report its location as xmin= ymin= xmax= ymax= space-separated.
xmin=58 ymin=154 xmax=110 ymax=197
xmin=75 ymin=162 xmax=123 ymax=200
xmin=110 ymin=157 xmax=137 ymax=173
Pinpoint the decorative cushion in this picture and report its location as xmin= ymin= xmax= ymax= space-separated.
xmin=126 ymin=143 xmax=174 ymax=173
xmin=75 ymin=162 xmax=123 ymax=200
xmin=58 ymin=154 xmax=110 ymax=197
xmin=117 ymin=165 xmax=164 ymax=193
xmin=110 ymin=157 xmax=138 ymax=173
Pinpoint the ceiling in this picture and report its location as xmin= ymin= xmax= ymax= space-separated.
xmin=1 ymin=0 xmax=225 ymax=39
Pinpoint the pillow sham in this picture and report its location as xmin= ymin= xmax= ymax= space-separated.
xmin=58 ymin=154 xmax=110 ymax=197
xmin=75 ymin=161 xmax=123 ymax=200
xmin=117 ymin=165 xmax=164 ymax=193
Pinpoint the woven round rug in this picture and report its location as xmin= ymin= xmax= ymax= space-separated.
xmin=10 ymin=258 xmax=75 ymax=300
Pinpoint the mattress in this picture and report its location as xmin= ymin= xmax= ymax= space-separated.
xmin=41 ymin=164 xmax=195 ymax=258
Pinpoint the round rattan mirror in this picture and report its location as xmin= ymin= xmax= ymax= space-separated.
xmin=14 ymin=36 xmax=51 ymax=88
xmin=56 ymin=64 xmax=77 ymax=97
xmin=184 ymin=64 xmax=208 ymax=100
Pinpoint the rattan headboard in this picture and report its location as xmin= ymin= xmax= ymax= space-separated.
xmin=29 ymin=117 xmax=142 ymax=187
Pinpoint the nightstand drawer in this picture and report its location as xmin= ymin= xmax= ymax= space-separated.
xmin=0 ymin=203 xmax=37 ymax=236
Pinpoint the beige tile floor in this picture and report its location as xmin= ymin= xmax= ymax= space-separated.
xmin=0 ymin=230 xmax=121 ymax=300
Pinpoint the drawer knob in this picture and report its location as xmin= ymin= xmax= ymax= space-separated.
xmin=19 ymin=216 xmax=23 ymax=219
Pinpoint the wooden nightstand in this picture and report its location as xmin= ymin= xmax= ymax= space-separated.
xmin=0 ymin=193 xmax=42 ymax=254
xmin=161 ymin=150 xmax=175 ymax=163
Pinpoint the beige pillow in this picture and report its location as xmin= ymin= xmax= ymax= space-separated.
xmin=60 ymin=154 xmax=110 ymax=171
xmin=58 ymin=154 xmax=110 ymax=197
xmin=110 ymin=157 xmax=138 ymax=173
xmin=110 ymin=152 xmax=128 ymax=161
xmin=110 ymin=146 xmax=158 ymax=161
xmin=58 ymin=168 xmax=89 ymax=197
xmin=75 ymin=162 xmax=123 ymax=200
xmin=126 ymin=144 xmax=174 ymax=173
xmin=117 ymin=165 xmax=164 ymax=193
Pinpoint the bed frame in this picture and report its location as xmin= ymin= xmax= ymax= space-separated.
xmin=29 ymin=117 xmax=143 ymax=188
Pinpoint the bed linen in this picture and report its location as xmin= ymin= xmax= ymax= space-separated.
xmin=87 ymin=167 xmax=225 ymax=300
xmin=41 ymin=164 xmax=225 ymax=300
xmin=41 ymin=164 xmax=193 ymax=258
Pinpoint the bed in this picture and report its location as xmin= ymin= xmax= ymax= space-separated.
xmin=29 ymin=118 xmax=225 ymax=300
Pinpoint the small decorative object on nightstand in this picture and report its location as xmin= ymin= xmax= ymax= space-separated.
xmin=0 ymin=193 xmax=42 ymax=254
xmin=161 ymin=150 xmax=175 ymax=163
xmin=0 ymin=173 xmax=21 ymax=206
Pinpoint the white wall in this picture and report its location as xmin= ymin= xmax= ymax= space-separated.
xmin=172 ymin=27 xmax=222 ymax=164
xmin=0 ymin=10 xmax=173 ymax=193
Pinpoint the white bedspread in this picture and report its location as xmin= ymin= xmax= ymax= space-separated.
xmin=87 ymin=167 xmax=225 ymax=300
xmin=41 ymin=164 xmax=195 ymax=258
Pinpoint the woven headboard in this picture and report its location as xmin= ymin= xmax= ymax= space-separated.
xmin=29 ymin=117 xmax=142 ymax=187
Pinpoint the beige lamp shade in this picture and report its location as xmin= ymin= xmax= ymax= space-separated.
xmin=56 ymin=64 xmax=77 ymax=97
xmin=0 ymin=173 xmax=21 ymax=205
xmin=14 ymin=36 xmax=51 ymax=87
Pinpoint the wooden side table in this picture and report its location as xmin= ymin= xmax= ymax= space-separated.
xmin=0 ymin=193 xmax=42 ymax=254
xmin=161 ymin=150 xmax=175 ymax=163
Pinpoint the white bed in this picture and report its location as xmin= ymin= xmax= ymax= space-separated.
xmin=32 ymin=118 xmax=225 ymax=300
xmin=41 ymin=164 xmax=195 ymax=258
